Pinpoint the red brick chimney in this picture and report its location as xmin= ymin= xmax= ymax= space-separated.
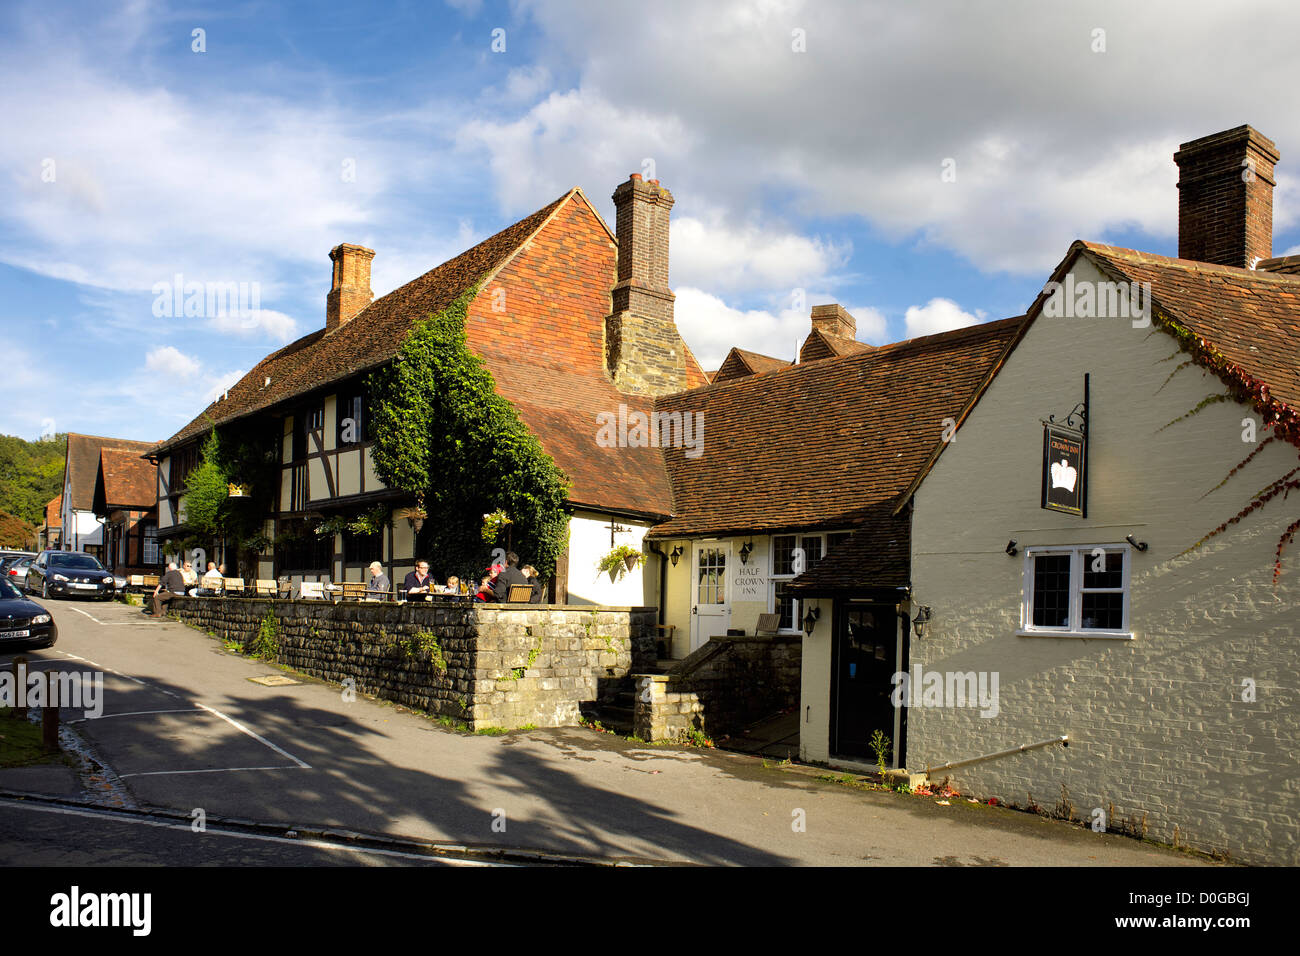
xmin=1175 ymin=126 xmax=1279 ymax=269
xmin=605 ymin=174 xmax=688 ymax=396
xmin=326 ymin=243 xmax=375 ymax=333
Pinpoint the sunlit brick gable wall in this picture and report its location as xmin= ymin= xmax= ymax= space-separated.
xmin=465 ymin=195 xmax=617 ymax=376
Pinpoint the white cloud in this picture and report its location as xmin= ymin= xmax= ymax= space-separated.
xmin=145 ymin=346 xmax=201 ymax=379
xmin=903 ymin=298 xmax=984 ymax=338
xmin=209 ymin=309 xmax=299 ymax=342
xmin=470 ymin=0 xmax=1300 ymax=276
xmin=674 ymin=288 xmax=890 ymax=368
xmin=204 ymin=369 xmax=249 ymax=404
xmin=671 ymin=213 xmax=850 ymax=293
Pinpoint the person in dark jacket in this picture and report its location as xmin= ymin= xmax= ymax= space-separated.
xmin=491 ymin=552 xmax=530 ymax=601
xmin=521 ymin=565 xmax=546 ymax=604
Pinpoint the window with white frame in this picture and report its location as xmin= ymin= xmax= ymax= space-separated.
xmin=770 ymin=531 xmax=850 ymax=631
xmin=1021 ymin=545 xmax=1131 ymax=637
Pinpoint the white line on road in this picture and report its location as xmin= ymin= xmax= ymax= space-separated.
xmin=68 ymin=708 xmax=204 ymax=723
xmin=62 ymin=605 xmax=138 ymax=626
xmin=0 ymin=800 xmax=503 ymax=865
xmin=195 ymin=702 xmax=312 ymax=769
xmin=118 ymin=765 xmax=309 ymax=779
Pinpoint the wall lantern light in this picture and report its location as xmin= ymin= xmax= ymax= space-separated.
xmin=669 ymin=545 xmax=684 ymax=567
xmin=1005 ymin=539 xmax=1018 ymax=556
xmin=802 ymin=605 xmax=821 ymax=637
xmin=739 ymin=540 xmax=754 ymax=564
xmin=911 ymin=605 xmax=933 ymax=638
xmin=1125 ymin=535 xmax=1149 ymax=552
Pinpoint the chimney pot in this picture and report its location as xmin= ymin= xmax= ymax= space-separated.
xmin=1175 ymin=125 xmax=1279 ymax=269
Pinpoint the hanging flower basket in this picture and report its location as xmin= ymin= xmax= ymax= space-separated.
xmin=597 ymin=545 xmax=643 ymax=580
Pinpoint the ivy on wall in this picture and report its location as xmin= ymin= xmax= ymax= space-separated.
xmin=366 ymin=286 xmax=571 ymax=579
xmin=1152 ymin=305 xmax=1300 ymax=581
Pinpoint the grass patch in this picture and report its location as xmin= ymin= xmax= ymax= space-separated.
xmin=0 ymin=709 xmax=60 ymax=768
xmin=474 ymin=726 xmax=509 ymax=736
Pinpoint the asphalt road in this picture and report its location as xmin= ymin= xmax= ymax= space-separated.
xmin=0 ymin=595 xmax=1211 ymax=867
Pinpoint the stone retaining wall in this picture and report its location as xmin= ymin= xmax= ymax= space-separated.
xmin=169 ymin=597 xmax=656 ymax=730
xmin=634 ymin=635 xmax=802 ymax=742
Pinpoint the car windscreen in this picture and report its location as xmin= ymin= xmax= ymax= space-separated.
xmin=0 ymin=577 xmax=22 ymax=599
xmin=49 ymin=554 xmax=105 ymax=570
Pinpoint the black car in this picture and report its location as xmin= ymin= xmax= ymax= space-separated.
xmin=0 ymin=576 xmax=56 ymax=649
xmin=25 ymin=551 xmax=117 ymax=601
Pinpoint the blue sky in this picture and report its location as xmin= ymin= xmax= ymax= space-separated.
xmin=2 ymin=0 xmax=1298 ymax=443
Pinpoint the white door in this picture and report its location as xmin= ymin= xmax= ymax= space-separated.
xmin=690 ymin=541 xmax=731 ymax=653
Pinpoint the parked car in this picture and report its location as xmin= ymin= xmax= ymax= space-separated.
xmin=25 ymin=551 xmax=117 ymax=601
xmin=2 ymin=556 xmax=35 ymax=584
xmin=0 ymin=575 xmax=57 ymax=649
xmin=0 ymin=550 xmax=35 ymax=567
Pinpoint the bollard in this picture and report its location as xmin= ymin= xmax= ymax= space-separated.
xmin=11 ymin=656 xmax=27 ymax=719
xmin=42 ymin=705 xmax=59 ymax=753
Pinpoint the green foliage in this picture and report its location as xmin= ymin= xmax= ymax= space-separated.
xmin=182 ymin=430 xmax=229 ymax=537
xmin=481 ymin=508 xmax=512 ymax=544
xmin=0 ymin=432 xmax=65 ymax=532
xmin=402 ymin=630 xmax=447 ymax=672
xmin=366 ymin=286 xmax=571 ymax=579
xmin=251 ymin=612 xmax=279 ymax=661
xmin=597 ymin=544 xmax=643 ymax=579
xmin=870 ymin=730 xmax=891 ymax=775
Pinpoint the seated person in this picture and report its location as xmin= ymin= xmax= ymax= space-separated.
xmin=181 ymin=561 xmax=199 ymax=595
xmin=198 ymin=561 xmax=223 ymax=596
xmin=473 ymin=574 xmax=495 ymax=602
xmin=150 ymin=563 xmax=188 ymax=617
xmin=490 ymin=552 xmax=531 ymax=602
xmin=521 ymin=565 xmax=546 ymax=604
xmin=440 ymin=575 xmax=460 ymax=595
xmin=402 ymin=561 xmax=434 ymax=600
xmin=366 ymin=561 xmax=391 ymax=598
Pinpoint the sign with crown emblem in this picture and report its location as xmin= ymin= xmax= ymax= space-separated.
xmin=1042 ymin=423 xmax=1085 ymax=515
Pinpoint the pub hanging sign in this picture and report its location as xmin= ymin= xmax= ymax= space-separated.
xmin=1042 ymin=423 xmax=1085 ymax=516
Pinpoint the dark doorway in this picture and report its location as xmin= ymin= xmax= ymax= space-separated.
xmin=831 ymin=603 xmax=905 ymax=766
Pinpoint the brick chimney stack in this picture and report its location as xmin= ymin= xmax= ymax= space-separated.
xmin=1175 ymin=126 xmax=1279 ymax=269
xmin=810 ymin=303 xmax=857 ymax=341
xmin=326 ymin=243 xmax=375 ymax=333
xmin=605 ymin=174 xmax=688 ymax=396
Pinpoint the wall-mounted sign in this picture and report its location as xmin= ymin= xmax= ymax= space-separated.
xmin=228 ymin=482 xmax=250 ymax=498
xmin=1042 ymin=424 xmax=1085 ymax=516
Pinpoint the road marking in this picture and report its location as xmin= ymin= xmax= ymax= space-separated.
xmin=62 ymin=605 xmax=137 ymax=626
xmin=118 ymin=765 xmax=309 ymax=779
xmin=194 ymin=702 xmax=312 ymax=769
xmin=68 ymin=708 xmax=204 ymax=723
xmin=51 ymin=652 xmax=310 ymax=770
xmin=0 ymin=800 xmax=503 ymax=865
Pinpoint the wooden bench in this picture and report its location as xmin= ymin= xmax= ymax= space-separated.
xmin=299 ymin=581 xmax=326 ymax=601
xmin=223 ymin=578 xmax=245 ymax=595
xmin=254 ymin=579 xmax=278 ymax=598
xmin=340 ymin=582 xmax=366 ymax=602
xmin=755 ymin=612 xmax=782 ymax=637
xmin=506 ymin=584 xmax=534 ymax=603
xmin=141 ymin=575 xmax=160 ymax=590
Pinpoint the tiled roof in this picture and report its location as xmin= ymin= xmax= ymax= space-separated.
xmin=800 ymin=328 xmax=872 ymax=363
xmin=150 ymin=188 xmax=708 ymax=519
xmin=789 ymin=503 xmax=911 ymax=592
xmin=1077 ymin=241 xmax=1300 ymax=408
xmin=713 ymin=348 xmax=791 ymax=383
xmin=65 ymin=434 xmax=156 ymax=512
xmin=95 ymin=448 xmax=157 ymax=512
xmin=647 ymin=316 xmax=1025 ymax=539
xmin=152 ymin=194 xmax=572 ymax=456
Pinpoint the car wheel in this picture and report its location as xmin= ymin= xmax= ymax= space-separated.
xmin=41 ymin=579 xmax=50 ymax=599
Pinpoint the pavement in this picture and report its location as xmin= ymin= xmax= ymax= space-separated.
xmin=0 ymin=596 xmax=1215 ymax=867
